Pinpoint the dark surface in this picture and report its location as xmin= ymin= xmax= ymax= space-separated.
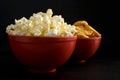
xmin=0 ymin=49 xmax=120 ymax=80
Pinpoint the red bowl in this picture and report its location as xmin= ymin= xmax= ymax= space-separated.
xmin=8 ymin=35 xmax=77 ymax=73
xmin=71 ymin=37 xmax=102 ymax=63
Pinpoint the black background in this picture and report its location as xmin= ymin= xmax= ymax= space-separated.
xmin=0 ymin=0 xmax=119 ymax=79
xmin=0 ymin=0 xmax=118 ymax=57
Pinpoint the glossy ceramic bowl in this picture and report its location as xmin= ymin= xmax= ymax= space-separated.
xmin=70 ymin=37 xmax=102 ymax=63
xmin=8 ymin=35 xmax=77 ymax=73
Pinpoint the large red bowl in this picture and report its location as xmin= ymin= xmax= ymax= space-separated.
xmin=71 ymin=37 xmax=102 ymax=63
xmin=8 ymin=35 xmax=77 ymax=73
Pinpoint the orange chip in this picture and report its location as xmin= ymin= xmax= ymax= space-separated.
xmin=73 ymin=20 xmax=101 ymax=38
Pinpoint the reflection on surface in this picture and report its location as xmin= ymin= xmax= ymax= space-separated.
xmin=0 ymin=60 xmax=103 ymax=80
xmin=1 ymin=53 xmax=120 ymax=80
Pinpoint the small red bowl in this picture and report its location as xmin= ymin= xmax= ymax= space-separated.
xmin=71 ymin=37 xmax=102 ymax=63
xmin=8 ymin=35 xmax=77 ymax=73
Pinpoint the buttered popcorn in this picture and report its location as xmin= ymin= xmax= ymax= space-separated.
xmin=6 ymin=9 xmax=77 ymax=36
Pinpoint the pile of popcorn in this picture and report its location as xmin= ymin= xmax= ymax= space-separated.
xmin=6 ymin=9 xmax=77 ymax=36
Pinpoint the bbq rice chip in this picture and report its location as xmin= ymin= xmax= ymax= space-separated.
xmin=73 ymin=20 xmax=101 ymax=38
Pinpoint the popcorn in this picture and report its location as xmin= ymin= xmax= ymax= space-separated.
xmin=6 ymin=9 xmax=77 ymax=37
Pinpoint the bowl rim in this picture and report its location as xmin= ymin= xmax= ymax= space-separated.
xmin=7 ymin=34 xmax=77 ymax=43
xmin=77 ymin=36 xmax=102 ymax=39
xmin=7 ymin=34 xmax=77 ymax=38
